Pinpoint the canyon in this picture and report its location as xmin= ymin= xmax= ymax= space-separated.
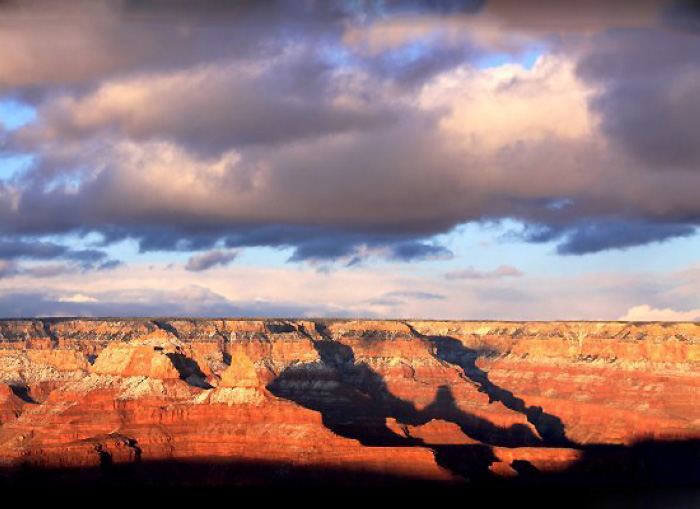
xmin=0 ymin=318 xmax=698 ymax=488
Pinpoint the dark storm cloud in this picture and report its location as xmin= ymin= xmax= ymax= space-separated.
xmin=388 ymin=242 xmax=453 ymax=261
xmin=575 ymin=27 xmax=700 ymax=171
xmin=0 ymin=239 xmax=66 ymax=259
xmin=0 ymin=239 xmax=111 ymax=264
xmin=0 ymin=239 xmax=122 ymax=276
xmin=63 ymin=249 xmax=108 ymax=264
xmin=286 ymin=236 xmax=364 ymax=263
xmin=557 ymin=222 xmax=697 ymax=255
xmin=0 ymin=1 xmax=339 ymax=92
xmin=662 ymin=0 xmax=700 ymax=32
xmin=131 ymin=230 xmax=226 ymax=253
xmin=1 ymin=0 xmax=700 ymax=263
xmin=121 ymin=0 xmax=488 ymax=20
xmin=283 ymin=233 xmax=453 ymax=264
xmin=518 ymin=220 xmax=697 ymax=255
xmin=15 ymin=51 xmax=405 ymax=156
xmin=0 ymin=0 xmax=595 ymax=96
xmin=95 ymin=225 xmax=453 ymax=265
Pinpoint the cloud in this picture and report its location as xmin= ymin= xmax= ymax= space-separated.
xmin=383 ymin=291 xmax=446 ymax=300
xmin=0 ymin=239 xmax=113 ymax=264
xmin=0 ymin=239 xmax=68 ymax=259
xmin=19 ymin=56 xmax=403 ymax=156
xmin=0 ymin=1 xmax=332 ymax=92
xmin=575 ymin=27 xmax=700 ymax=172
xmin=0 ymin=284 xmax=369 ymax=319
xmin=517 ymin=220 xmax=697 ymax=255
xmin=0 ymin=0 xmax=698 ymax=266
xmin=342 ymin=0 xmax=684 ymax=55
xmin=0 ymin=237 xmax=121 ymax=280
xmin=185 ymin=249 xmax=239 ymax=272
xmin=283 ymin=236 xmax=454 ymax=265
xmin=445 ymin=264 xmax=522 ymax=280
xmin=388 ymin=242 xmax=454 ymax=261
xmin=3 ymin=2 xmax=700 ymax=322
xmin=0 ymin=256 xmax=698 ymax=321
xmin=482 ymin=0 xmax=665 ymax=32
xmin=0 ymin=238 xmax=122 ymax=276
xmin=663 ymin=0 xmax=700 ymax=33
xmin=0 ymin=260 xmax=120 ymax=280
xmin=4 ymin=53 xmax=699 ymax=259
xmin=58 ymin=293 xmax=98 ymax=303
xmin=557 ymin=222 xmax=696 ymax=255
xmin=365 ymin=290 xmax=446 ymax=308
xmin=620 ymin=304 xmax=700 ymax=322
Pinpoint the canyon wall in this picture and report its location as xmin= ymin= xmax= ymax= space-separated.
xmin=0 ymin=318 xmax=698 ymax=486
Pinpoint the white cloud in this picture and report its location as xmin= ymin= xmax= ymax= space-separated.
xmin=58 ymin=293 xmax=98 ymax=303
xmin=619 ymin=305 xmax=700 ymax=322
xmin=0 ymin=260 xmax=695 ymax=321
xmin=421 ymin=55 xmax=595 ymax=152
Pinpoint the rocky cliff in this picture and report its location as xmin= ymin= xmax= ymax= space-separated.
xmin=0 ymin=318 xmax=698 ymax=487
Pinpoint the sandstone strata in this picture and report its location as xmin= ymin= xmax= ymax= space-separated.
xmin=0 ymin=318 xmax=698 ymax=486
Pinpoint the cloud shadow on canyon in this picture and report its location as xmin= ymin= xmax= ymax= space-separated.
xmin=2 ymin=320 xmax=700 ymax=498
xmin=265 ymin=328 xmax=699 ymax=488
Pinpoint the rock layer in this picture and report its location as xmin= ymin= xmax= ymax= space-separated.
xmin=0 ymin=318 xmax=698 ymax=486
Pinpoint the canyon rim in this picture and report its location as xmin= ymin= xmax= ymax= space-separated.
xmin=0 ymin=318 xmax=698 ymax=492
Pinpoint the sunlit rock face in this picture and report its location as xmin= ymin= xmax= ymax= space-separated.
xmin=0 ymin=318 xmax=698 ymax=487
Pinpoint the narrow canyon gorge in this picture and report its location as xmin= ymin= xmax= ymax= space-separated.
xmin=0 ymin=318 xmax=698 ymax=488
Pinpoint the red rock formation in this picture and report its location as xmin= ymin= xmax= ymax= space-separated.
xmin=0 ymin=318 xmax=698 ymax=486
xmin=0 ymin=384 xmax=24 ymax=426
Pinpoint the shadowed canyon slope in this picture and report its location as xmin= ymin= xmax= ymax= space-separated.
xmin=0 ymin=318 xmax=699 ymax=487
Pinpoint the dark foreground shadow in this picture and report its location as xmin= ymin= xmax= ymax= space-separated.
xmin=1 ymin=443 xmax=699 ymax=509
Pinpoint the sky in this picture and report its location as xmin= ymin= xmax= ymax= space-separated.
xmin=0 ymin=0 xmax=699 ymax=320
